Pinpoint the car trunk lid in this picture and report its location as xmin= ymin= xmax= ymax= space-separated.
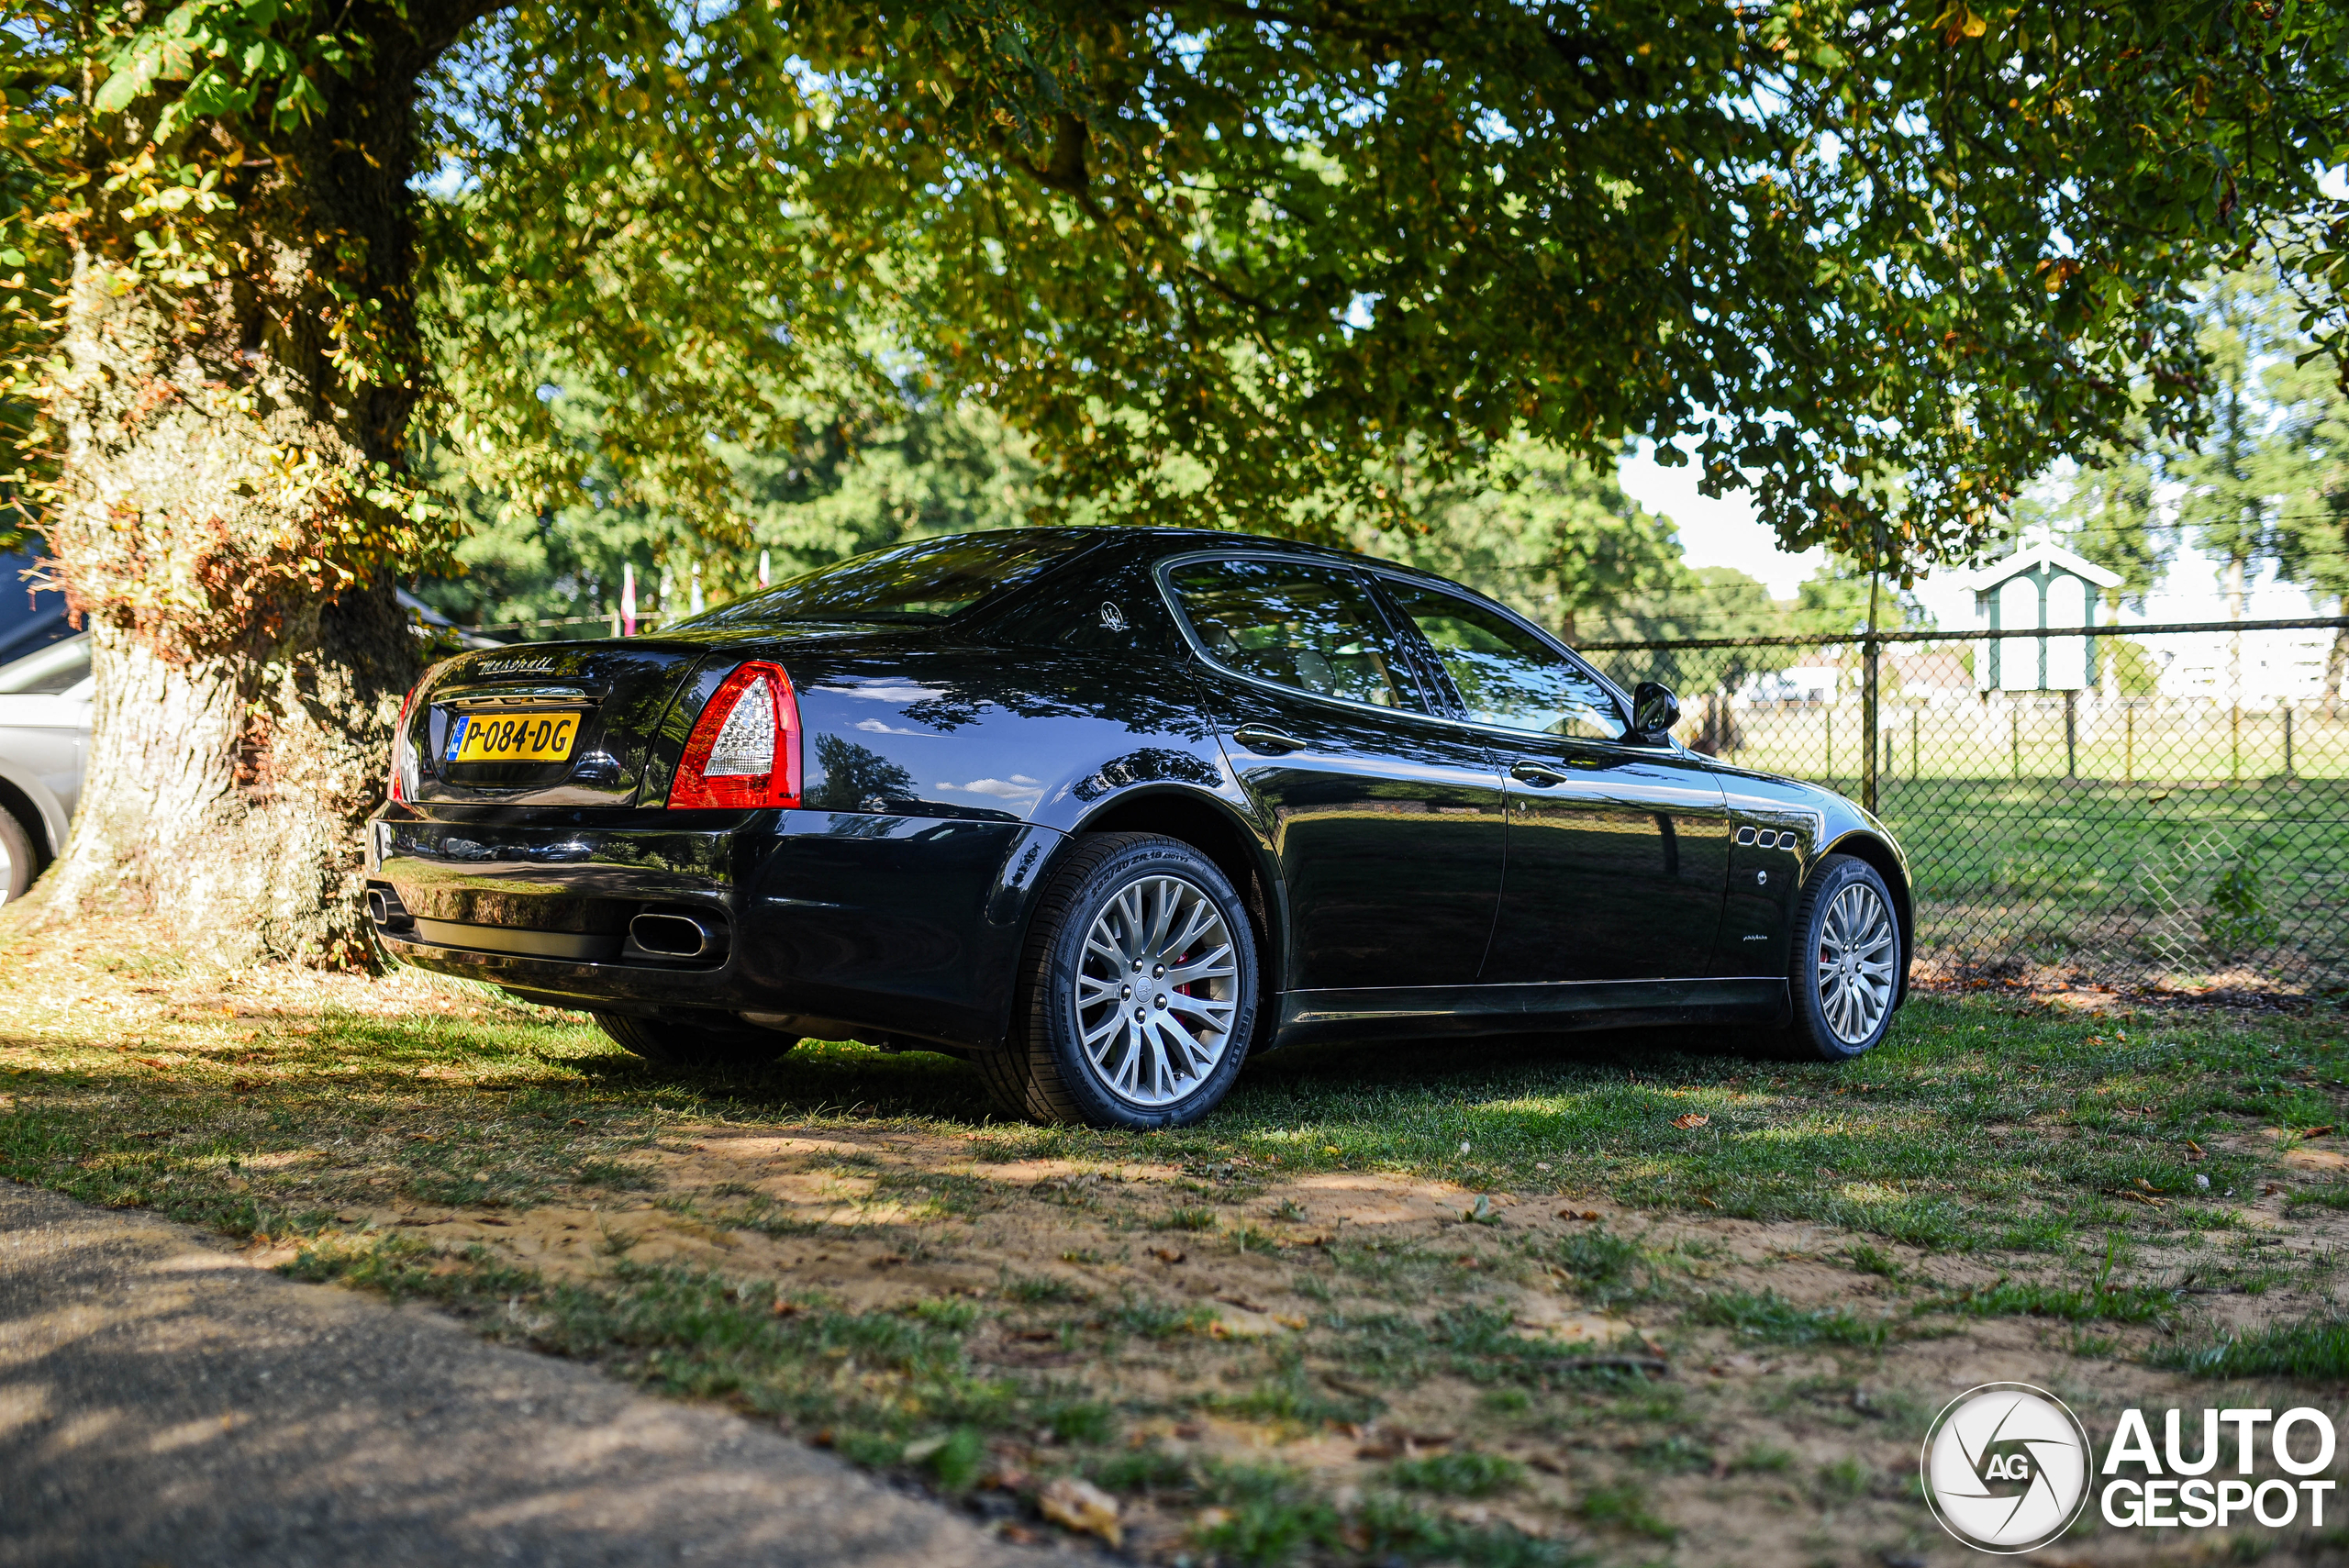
xmin=406 ymin=641 xmax=707 ymax=806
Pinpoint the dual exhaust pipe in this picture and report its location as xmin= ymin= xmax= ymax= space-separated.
xmin=626 ymin=910 xmax=723 ymax=961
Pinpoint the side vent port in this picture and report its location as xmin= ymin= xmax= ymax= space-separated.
xmin=365 ymin=882 xmax=414 ymax=931
xmin=623 ymin=908 xmax=729 ymax=965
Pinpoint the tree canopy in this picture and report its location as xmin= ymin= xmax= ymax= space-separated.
xmin=11 ymin=0 xmax=2349 ymax=577
xmin=5 ymin=0 xmax=2349 ymax=954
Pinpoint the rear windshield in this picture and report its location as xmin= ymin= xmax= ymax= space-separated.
xmin=685 ymin=534 xmax=1082 ymax=629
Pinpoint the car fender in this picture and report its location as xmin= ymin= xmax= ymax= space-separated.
xmin=1055 ymin=779 xmax=1289 ymax=979
xmin=0 ymin=753 xmax=68 ymax=857
xmin=1814 ymin=823 xmax=1915 ymax=1008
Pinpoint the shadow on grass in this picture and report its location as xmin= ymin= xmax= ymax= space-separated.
xmin=580 ymin=1016 xmax=1784 ymax=1131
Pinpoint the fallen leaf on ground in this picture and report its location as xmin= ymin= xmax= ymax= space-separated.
xmin=1038 ymin=1475 xmax=1121 ymax=1546
xmin=1672 ymin=1114 xmax=1709 ymax=1129
xmin=1558 ymin=1209 xmax=1602 ymax=1221
xmin=1150 ymin=1247 xmax=1185 ymax=1264
xmin=1209 ymin=1307 xmax=1288 ymax=1340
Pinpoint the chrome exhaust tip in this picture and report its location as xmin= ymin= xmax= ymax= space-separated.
xmin=365 ymin=888 xmax=390 ymax=925
xmin=629 ymin=911 xmax=717 ymax=959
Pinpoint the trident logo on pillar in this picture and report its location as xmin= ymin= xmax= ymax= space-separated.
xmin=1920 ymin=1384 xmax=2093 ymax=1553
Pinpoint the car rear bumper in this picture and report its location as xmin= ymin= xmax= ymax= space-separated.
xmin=366 ymin=806 xmax=1064 ymax=1051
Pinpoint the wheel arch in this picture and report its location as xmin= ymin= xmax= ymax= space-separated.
xmin=1818 ymin=829 xmax=1913 ymax=1006
xmin=1068 ymin=786 xmax=1286 ymax=1005
xmin=0 ymin=765 xmax=62 ymax=865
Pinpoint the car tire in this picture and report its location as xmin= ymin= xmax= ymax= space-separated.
xmin=981 ymin=832 xmax=1259 ymax=1129
xmin=0 ymin=806 xmax=36 ymax=906
xmin=1779 ymin=853 xmax=1904 ymax=1062
xmin=593 ymin=1011 xmax=799 ymax=1069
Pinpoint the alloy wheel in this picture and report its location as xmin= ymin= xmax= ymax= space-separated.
xmin=1073 ymin=873 xmax=1241 ymax=1106
xmin=1816 ymin=882 xmax=1898 ymax=1045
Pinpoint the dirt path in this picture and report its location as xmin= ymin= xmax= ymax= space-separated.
xmin=0 ymin=1178 xmax=1036 ymax=1568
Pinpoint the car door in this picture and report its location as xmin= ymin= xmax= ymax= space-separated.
xmin=1163 ymin=555 xmax=1506 ymax=994
xmin=1374 ymin=576 xmax=1732 ymax=984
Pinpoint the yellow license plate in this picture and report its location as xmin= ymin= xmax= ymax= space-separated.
xmin=446 ymin=711 xmax=581 ymax=763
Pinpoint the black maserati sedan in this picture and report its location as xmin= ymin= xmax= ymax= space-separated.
xmin=367 ymin=528 xmax=1911 ymax=1129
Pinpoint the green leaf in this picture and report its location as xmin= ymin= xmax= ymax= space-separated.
xmin=273 ymin=71 xmax=327 ymax=125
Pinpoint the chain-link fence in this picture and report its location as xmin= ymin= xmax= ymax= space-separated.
xmin=1579 ymin=618 xmax=2349 ymax=994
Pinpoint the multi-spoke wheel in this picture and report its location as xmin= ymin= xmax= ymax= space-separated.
xmin=984 ymin=832 xmax=1259 ymax=1128
xmin=1782 ymin=854 xmax=1906 ymax=1061
xmin=1074 ymin=874 xmax=1242 ymax=1106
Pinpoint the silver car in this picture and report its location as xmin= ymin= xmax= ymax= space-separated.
xmin=0 ymin=634 xmax=91 ymax=903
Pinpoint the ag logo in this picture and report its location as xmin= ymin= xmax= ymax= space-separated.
xmin=1921 ymin=1384 xmax=2092 ymax=1553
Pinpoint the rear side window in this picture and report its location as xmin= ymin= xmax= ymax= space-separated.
xmin=1378 ymin=579 xmax=1622 ymax=740
xmin=687 ymin=533 xmax=1078 ymax=628
xmin=1165 ymin=558 xmax=1415 ymax=709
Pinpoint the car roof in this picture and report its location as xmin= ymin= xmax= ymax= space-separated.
xmin=1016 ymin=525 xmax=1459 ymax=584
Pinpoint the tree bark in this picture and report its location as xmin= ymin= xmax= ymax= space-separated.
xmin=14 ymin=6 xmax=484 ymax=965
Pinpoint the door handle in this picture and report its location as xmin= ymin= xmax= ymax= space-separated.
xmin=1232 ymin=724 xmax=1308 ymax=755
xmin=1509 ymin=761 xmax=1573 ymax=787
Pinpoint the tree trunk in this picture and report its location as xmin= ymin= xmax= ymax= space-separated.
xmin=2224 ymin=552 xmax=2247 ymax=711
xmin=2324 ymin=604 xmax=2346 ymax=724
xmin=13 ymin=9 xmax=483 ymax=965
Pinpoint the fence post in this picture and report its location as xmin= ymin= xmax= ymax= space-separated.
xmin=2124 ymin=704 xmax=2134 ymax=784
xmin=1909 ymin=706 xmax=1920 ymax=781
xmin=2064 ymin=689 xmax=2078 ymax=782
xmin=2284 ymin=706 xmax=2294 ymax=778
xmin=1825 ymin=704 xmax=1833 ymax=784
xmin=2009 ymin=704 xmax=2021 ymax=779
xmin=1862 ymin=635 xmax=1880 ymax=813
xmin=2232 ymin=704 xmax=2242 ymax=783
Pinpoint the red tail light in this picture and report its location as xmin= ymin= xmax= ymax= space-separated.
xmin=669 ymin=661 xmax=802 ymax=809
xmin=388 ymin=684 xmax=420 ymax=804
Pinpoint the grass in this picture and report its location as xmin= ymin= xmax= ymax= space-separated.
xmin=1689 ymin=1289 xmax=1890 ymax=1347
xmin=1383 ymin=1450 xmax=1524 ymax=1497
xmin=2161 ymin=1317 xmax=2349 ymax=1381
xmin=3 ymin=944 xmax=2346 ymax=1563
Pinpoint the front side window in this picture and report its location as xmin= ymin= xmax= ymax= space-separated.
xmin=1165 ymin=558 xmax=1414 ymax=709
xmin=1379 ymin=579 xmax=1622 ymax=740
xmin=687 ymin=532 xmax=1082 ymax=629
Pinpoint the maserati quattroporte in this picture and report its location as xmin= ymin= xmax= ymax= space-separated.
xmin=367 ymin=528 xmax=1911 ymax=1128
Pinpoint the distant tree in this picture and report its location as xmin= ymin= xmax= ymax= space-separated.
xmin=1348 ymin=440 xmax=1685 ymax=643
xmin=2266 ymin=289 xmax=2349 ymax=718
xmin=2010 ymin=432 xmax=2171 ymax=613
xmin=413 ymin=383 xmax=1044 ymax=635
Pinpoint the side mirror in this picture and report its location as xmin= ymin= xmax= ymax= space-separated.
xmin=1631 ymin=682 xmax=1681 ymax=742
